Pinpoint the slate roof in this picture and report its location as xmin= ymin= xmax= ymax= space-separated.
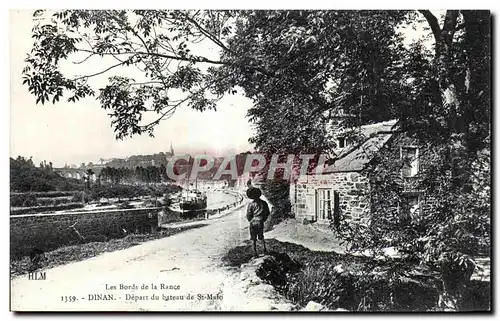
xmin=324 ymin=119 xmax=398 ymax=173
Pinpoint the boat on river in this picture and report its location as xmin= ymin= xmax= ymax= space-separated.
xmin=179 ymin=189 xmax=207 ymax=211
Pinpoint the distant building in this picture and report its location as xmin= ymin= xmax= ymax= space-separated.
xmin=103 ymin=142 xmax=175 ymax=169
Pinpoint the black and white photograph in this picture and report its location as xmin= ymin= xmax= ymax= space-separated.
xmin=8 ymin=8 xmax=491 ymax=312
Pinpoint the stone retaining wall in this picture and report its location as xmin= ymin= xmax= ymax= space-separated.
xmin=10 ymin=207 xmax=160 ymax=258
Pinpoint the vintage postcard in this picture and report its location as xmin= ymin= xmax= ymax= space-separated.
xmin=9 ymin=9 xmax=491 ymax=312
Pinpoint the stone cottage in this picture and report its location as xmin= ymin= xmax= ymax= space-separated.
xmin=290 ymin=119 xmax=429 ymax=226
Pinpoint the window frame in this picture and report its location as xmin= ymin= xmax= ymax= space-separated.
xmin=316 ymin=188 xmax=334 ymax=221
xmin=400 ymin=146 xmax=420 ymax=178
xmin=398 ymin=193 xmax=421 ymax=220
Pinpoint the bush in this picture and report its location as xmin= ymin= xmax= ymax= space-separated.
xmin=10 ymin=193 xmax=37 ymax=207
xmin=22 ymin=194 xmax=38 ymax=207
xmin=52 ymin=179 xmax=86 ymax=192
xmin=260 ymin=179 xmax=292 ymax=229
xmin=255 ymin=251 xmax=302 ymax=288
xmin=71 ymin=191 xmax=90 ymax=203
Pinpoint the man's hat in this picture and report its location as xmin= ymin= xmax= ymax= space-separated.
xmin=246 ymin=187 xmax=262 ymax=199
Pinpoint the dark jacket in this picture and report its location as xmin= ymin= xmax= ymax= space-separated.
xmin=246 ymin=198 xmax=270 ymax=223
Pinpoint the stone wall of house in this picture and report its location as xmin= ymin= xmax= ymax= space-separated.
xmin=292 ymin=172 xmax=370 ymax=225
xmin=291 ymin=132 xmax=442 ymax=226
xmin=366 ymin=132 xmax=439 ymax=216
xmin=10 ymin=207 xmax=160 ymax=258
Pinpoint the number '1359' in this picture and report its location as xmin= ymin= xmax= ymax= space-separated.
xmin=61 ymin=296 xmax=77 ymax=302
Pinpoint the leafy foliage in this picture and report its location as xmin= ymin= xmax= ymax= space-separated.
xmin=10 ymin=156 xmax=85 ymax=192
xmin=260 ymin=179 xmax=292 ymax=229
xmin=23 ymin=10 xmax=243 ymax=139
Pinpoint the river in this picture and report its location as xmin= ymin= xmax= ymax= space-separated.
xmin=206 ymin=189 xmax=240 ymax=210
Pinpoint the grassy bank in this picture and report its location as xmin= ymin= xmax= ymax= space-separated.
xmin=223 ymin=239 xmax=490 ymax=311
xmin=10 ymin=224 xmax=207 ymax=278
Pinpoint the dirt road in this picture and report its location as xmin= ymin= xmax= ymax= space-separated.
xmin=10 ymin=202 xmax=292 ymax=311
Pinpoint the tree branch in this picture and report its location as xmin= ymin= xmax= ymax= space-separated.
xmin=441 ymin=10 xmax=459 ymax=47
xmin=74 ymin=11 xmax=275 ymax=78
xmin=72 ymin=58 xmax=131 ymax=81
xmin=76 ymin=48 xmax=274 ymax=78
xmin=178 ymin=11 xmax=274 ymax=77
xmin=140 ymin=74 xmax=231 ymax=130
xmin=181 ymin=11 xmax=230 ymax=52
xmin=73 ymin=52 xmax=95 ymax=64
xmin=128 ymin=81 xmax=164 ymax=86
xmin=419 ymin=10 xmax=441 ymax=45
xmin=76 ymin=48 xmax=226 ymax=66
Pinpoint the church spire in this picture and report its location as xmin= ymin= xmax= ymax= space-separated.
xmin=170 ymin=142 xmax=174 ymax=156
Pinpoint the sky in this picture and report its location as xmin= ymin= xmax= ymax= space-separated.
xmin=9 ymin=9 xmax=440 ymax=168
xmin=9 ymin=9 xmax=256 ymax=167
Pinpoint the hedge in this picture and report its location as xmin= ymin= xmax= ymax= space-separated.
xmin=10 ymin=194 xmax=37 ymax=207
xmin=36 ymin=196 xmax=74 ymax=206
xmin=10 ymin=192 xmax=78 ymax=207
xmin=10 ymin=203 xmax=85 ymax=215
xmin=10 ymin=191 xmax=80 ymax=198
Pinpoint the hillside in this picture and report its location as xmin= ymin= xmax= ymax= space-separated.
xmin=10 ymin=157 xmax=85 ymax=192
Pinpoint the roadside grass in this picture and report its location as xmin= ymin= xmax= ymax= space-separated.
xmin=222 ymin=238 xmax=366 ymax=270
xmin=223 ymin=238 xmax=490 ymax=311
xmin=10 ymin=224 xmax=207 ymax=278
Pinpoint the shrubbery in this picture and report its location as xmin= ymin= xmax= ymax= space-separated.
xmin=260 ymin=179 xmax=292 ymax=229
xmin=87 ymin=184 xmax=181 ymax=202
xmin=285 ymin=260 xmax=440 ymax=311
xmin=223 ymin=239 xmax=490 ymax=311
xmin=10 ymin=193 xmax=37 ymax=207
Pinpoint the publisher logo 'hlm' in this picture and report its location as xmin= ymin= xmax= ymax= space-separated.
xmin=28 ymin=271 xmax=46 ymax=280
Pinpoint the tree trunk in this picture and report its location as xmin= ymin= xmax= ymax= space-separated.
xmin=421 ymin=10 xmax=477 ymax=310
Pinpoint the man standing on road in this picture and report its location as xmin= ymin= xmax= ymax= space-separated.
xmin=246 ymin=187 xmax=270 ymax=257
